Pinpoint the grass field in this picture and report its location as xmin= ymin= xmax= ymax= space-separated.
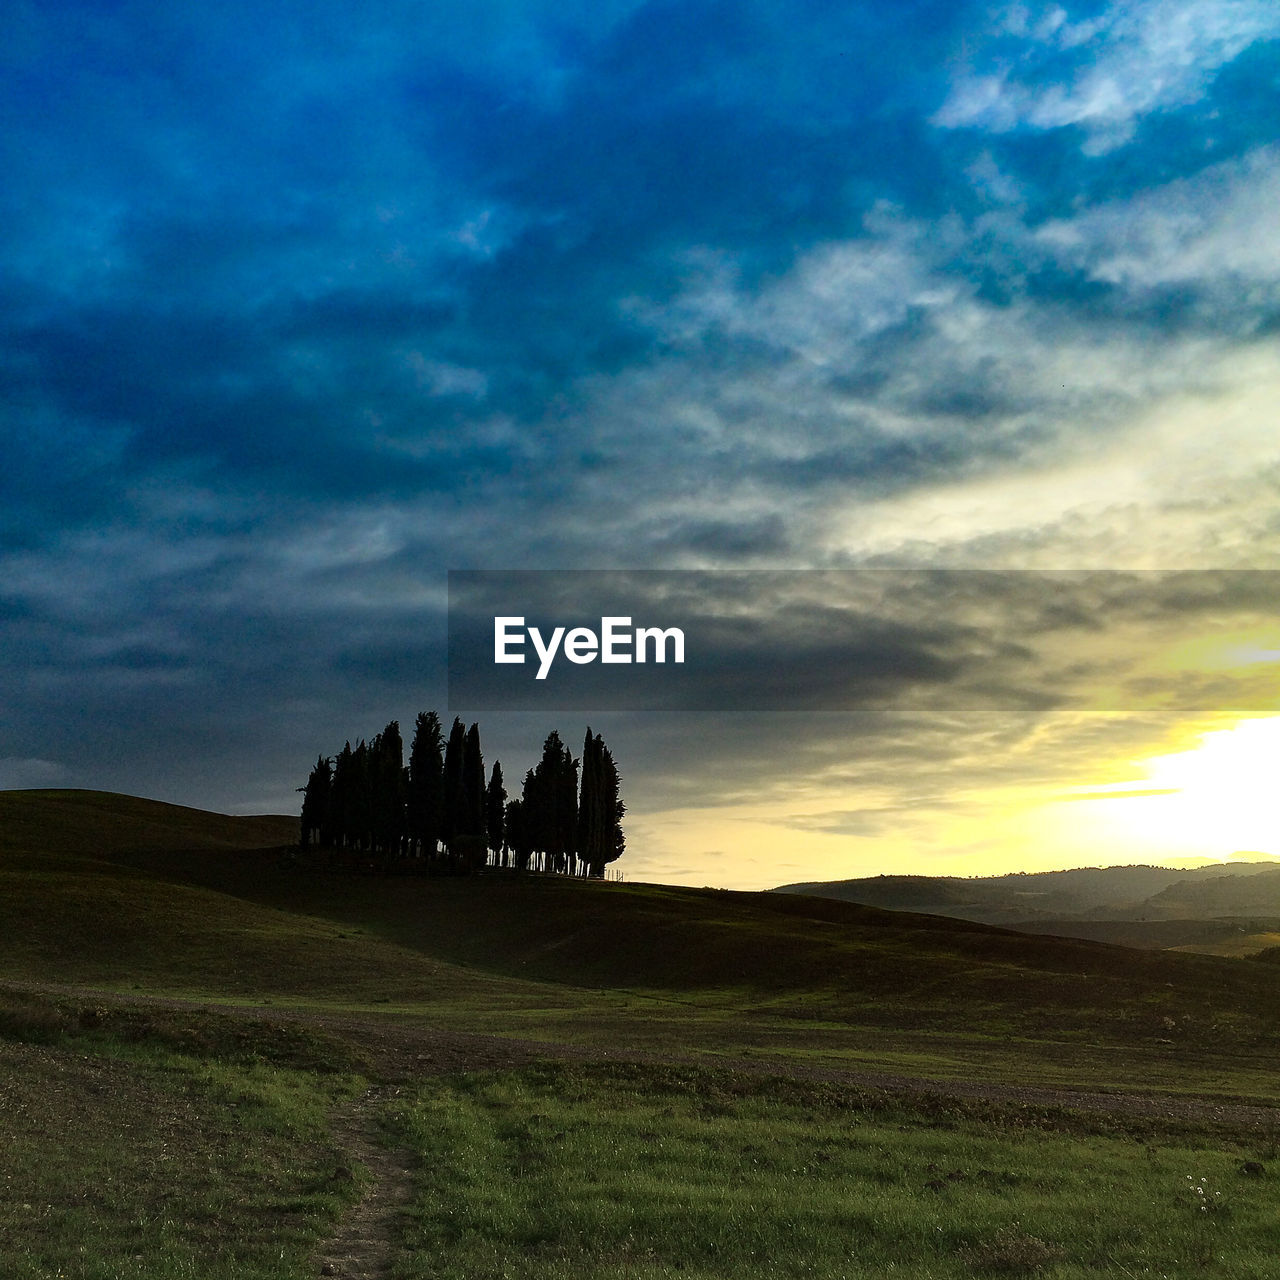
xmin=0 ymin=993 xmax=364 ymax=1280
xmin=392 ymin=1061 xmax=1280 ymax=1280
xmin=4 ymin=789 xmax=1280 ymax=1278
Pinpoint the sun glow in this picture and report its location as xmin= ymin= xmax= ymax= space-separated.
xmin=1062 ymin=717 xmax=1280 ymax=860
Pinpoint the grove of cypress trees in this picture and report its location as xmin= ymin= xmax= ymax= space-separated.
xmin=299 ymin=715 xmax=622 ymax=878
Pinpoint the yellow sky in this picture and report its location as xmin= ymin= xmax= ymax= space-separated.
xmin=628 ymin=711 xmax=1280 ymax=892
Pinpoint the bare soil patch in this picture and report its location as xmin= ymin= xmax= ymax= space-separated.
xmin=313 ymin=1085 xmax=416 ymax=1280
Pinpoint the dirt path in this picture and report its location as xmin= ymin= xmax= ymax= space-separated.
xmin=313 ymin=1084 xmax=416 ymax=1280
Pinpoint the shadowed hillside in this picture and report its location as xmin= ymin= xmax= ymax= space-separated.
xmin=6 ymin=790 xmax=1280 ymax=1049
xmin=0 ymin=789 xmax=296 ymax=870
xmin=0 ymin=790 xmax=553 ymax=1005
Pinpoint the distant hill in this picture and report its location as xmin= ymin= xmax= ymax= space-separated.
xmin=775 ymin=863 xmax=1280 ymax=921
xmin=773 ymin=862 xmax=1280 ymax=953
xmin=1144 ymin=869 xmax=1280 ymax=918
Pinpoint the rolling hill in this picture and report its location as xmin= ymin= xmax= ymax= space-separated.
xmin=5 ymin=789 xmax=1280 ymax=1052
xmin=773 ymin=862 xmax=1280 ymax=950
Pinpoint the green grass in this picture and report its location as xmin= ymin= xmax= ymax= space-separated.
xmin=389 ymin=1061 xmax=1280 ymax=1280
xmin=8 ymin=788 xmax=1280 ymax=1105
xmin=7 ymin=788 xmax=1280 ymax=1277
xmin=0 ymin=994 xmax=366 ymax=1280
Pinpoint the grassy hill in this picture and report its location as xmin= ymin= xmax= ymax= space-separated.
xmin=10 ymin=789 xmax=1280 ymax=1280
xmin=0 ymin=788 xmax=297 ymax=867
xmin=0 ymin=789 xmax=561 ymax=1008
xmin=6 ymin=789 xmax=1280 ymax=1057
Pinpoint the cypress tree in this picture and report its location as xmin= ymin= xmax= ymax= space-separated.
xmin=558 ymin=737 xmax=580 ymax=875
xmin=441 ymin=716 xmax=466 ymax=855
xmin=350 ymin=739 xmax=372 ymax=853
xmin=577 ymin=730 xmax=625 ymax=878
xmin=515 ymin=770 xmax=538 ymax=870
xmin=451 ymin=722 xmax=487 ymax=870
xmin=408 ymin=711 xmax=445 ymax=861
xmin=599 ymin=740 xmax=625 ymax=874
xmin=371 ymin=721 xmax=405 ymax=861
xmin=485 ymin=761 xmax=507 ymax=866
xmin=505 ymin=794 xmax=533 ymax=871
xmin=330 ymin=741 xmax=355 ymax=850
xmin=299 ymin=755 xmax=332 ymax=849
xmin=576 ymin=728 xmax=600 ymax=877
xmin=528 ymin=730 xmax=577 ymax=874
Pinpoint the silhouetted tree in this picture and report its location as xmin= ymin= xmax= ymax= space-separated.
xmin=577 ymin=729 xmax=625 ymax=877
xmin=407 ymin=711 xmax=445 ymax=861
xmin=597 ymin=739 xmax=625 ymax=876
xmin=350 ymin=739 xmax=372 ymax=853
xmin=485 ymin=761 xmax=507 ymax=866
xmin=505 ymin=792 xmax=533 ymax=871
xmin=299 ymin=755 xmax=332 ymax=849
xmin=449 ymin=722 xmax=487 ymax=870
xmin=330 ymin=741 xmax=356 ymax=850
xmin=576 ymin=729 xmax=600 ymax=876
xmin=441 ymin=716 xmax=466 ymax=855
xmin=370 ymin=721 xmax=405 ymax=861
xmin=526 ymin=731 xmax=578 ymax=873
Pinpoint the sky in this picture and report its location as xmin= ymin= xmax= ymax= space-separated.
xmin=3 ymin=0 xmax=1280 ymax=889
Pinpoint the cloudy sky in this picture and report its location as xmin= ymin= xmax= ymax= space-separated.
xmin=3 ymin=0 xmax=1280 ymax=888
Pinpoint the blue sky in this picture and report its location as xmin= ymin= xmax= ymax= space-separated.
xmin=3 ymin=1 xmax=1280 ymax=887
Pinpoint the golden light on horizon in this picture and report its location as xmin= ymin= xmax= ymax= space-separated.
xmin=629 ymin=714 xmax=1280 ymax=890
xmin=1060 ymin=716 xmax=1280 ymax=862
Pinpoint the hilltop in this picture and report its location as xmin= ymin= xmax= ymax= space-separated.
xmin=5 ymin=789 xmax=1280 ymax=1056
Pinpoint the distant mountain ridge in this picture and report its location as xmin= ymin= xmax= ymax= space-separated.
xmin=773 ymin=862 xmax=1280 ymax=929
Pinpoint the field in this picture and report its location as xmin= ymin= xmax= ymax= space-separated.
xmin=3 ymin=789 xmax=1280 ymax=1278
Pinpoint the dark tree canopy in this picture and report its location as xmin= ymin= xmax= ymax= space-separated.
xmin=298 ymin=713 xmax=623 ymax=879
xmin=441 ymin=716 xmax=466 ymax=848
xmin=485 ymin=760 xmax=507 ymax=864
xmin=298 ymin=754 xmax=332 ymax=849
xmin=577 ymin=728 xmax=625 ymax=877
xmin=451 ymin=722 xmax=487 ymax=869
xmin=524 ymin=731 xmax=578 ymax=874
xmin=407 ymin=711 xmax=444 ymax=859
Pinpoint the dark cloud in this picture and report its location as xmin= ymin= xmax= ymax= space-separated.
xmin=2 ymin=1 xmax=1278 ymax=879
